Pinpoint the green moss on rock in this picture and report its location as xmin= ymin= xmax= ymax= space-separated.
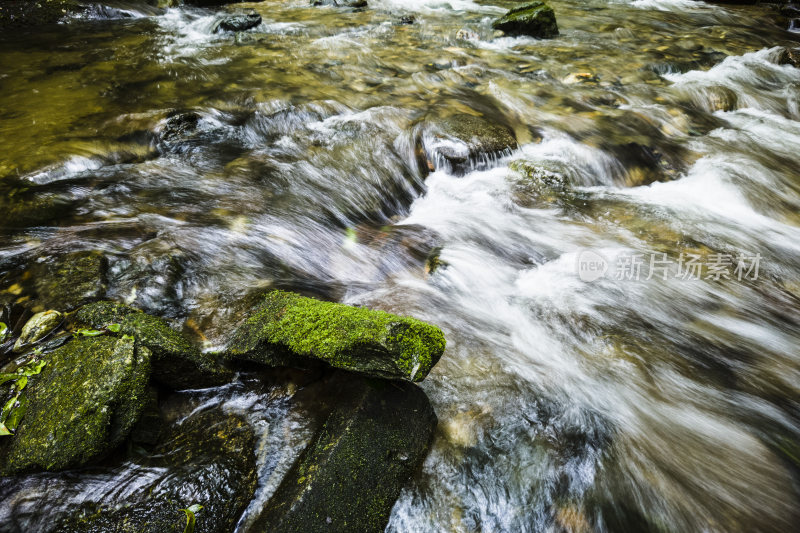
xmin=225 ymin=290 xmax=446 ymax=382
xmin=0 ymin=336 xmax=150 ymax=476
xmin=72 ymin=301 xmax=233 ymax=389
xmin=492 ymin=1 xmax=559 ymax=39
xmin=250 ymin=375 xmax=437 ymax=533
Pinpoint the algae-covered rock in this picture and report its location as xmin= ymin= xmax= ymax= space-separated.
xmin=420 ymin=114 xmax=517 ymax=175
xmin=226 ymin=290 xmax=446 ymax=382
xmin=492 ymin=2 xmax=559 ymax=39
xmin=0 ymin=336 xmax=150 ymax=476
xmin=56 ymin=407 xmax=258 ymax=533
xmin=248 ymin=376 xmax=437 ymax=533
xmin=31 ymin=251 xmax=108 ymax=311
xmin=72 ymin=301 xmax=233 ymax=389
xmin=12 ymin=310 xmax=62 ymax=352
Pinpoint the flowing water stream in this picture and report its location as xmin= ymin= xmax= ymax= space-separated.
xmin=1 ymin=0 xmax=800 ymax=531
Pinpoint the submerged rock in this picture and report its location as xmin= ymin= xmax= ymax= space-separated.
xmin=0 ymin=336 xmax=150 ymax=476
xmin=213 ymin=12 xmax=262 ymax=33
xmin=12 ymin=310 xmax=62 ymax=352
xmin=419 ymin=114 xmax=518 ymax=175
xmin=492 ymin=1 xmax=559 ymax=39
xmin=225 ymin=290 xmax=445 ymax=382
xmin=72 ymin=301 xmax=233 ymax=389
xmin=248 ymin=376 xmax=437 ymax=533
xmin=57 ymin=407 xmax=258 ymax=533
xmin=31 ymin=250 xmax=108 ymax=311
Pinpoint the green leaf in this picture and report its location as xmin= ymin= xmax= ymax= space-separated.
xmin=75 ymin=328 xmax=105 ymax=337
xmin=180 ymin=504 xmax=203 ymax=533
xmin=0 ymin=423 xmax=11 ymax=436
xmin=4 ymin=393 xmax=27 ymax=432
xmin=0 ymin=374 xmax=20 ymax=386
xmin=121 ymin=334 xmax=135 ymax=342
xmin=0 ymin=322 xmax=8 ymax=342
xmin=23 ymin=359 xmax=46 ymax=376
xmin=107 ymin=323 xmax=122 ymax=333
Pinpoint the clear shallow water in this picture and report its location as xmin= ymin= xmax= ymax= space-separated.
xmin=1 ymin=1 xmax=800 ymax=531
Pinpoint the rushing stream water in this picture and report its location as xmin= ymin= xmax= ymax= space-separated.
xmin=2 ymin=0 xmax=800 ymax=531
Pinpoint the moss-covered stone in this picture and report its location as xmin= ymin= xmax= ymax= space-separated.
xmin=56 ymin=407 xmax=258 ymax=533
xmin=250 ymin=375 xmax=437 ymax=533
xmin=72 ymin=301 xmax=233 ymax=390
xmin=0 ymin=336 xmax=151 ymax=476
xmin=421 ymin=114 xmax=518 ymax=175
xmin=492 ymin=2 xmax=559 ymax=39
xmin=225 ymin=290 xmax=446 ymax=382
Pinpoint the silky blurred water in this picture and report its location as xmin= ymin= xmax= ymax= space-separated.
xmin=1 ymin=1 xmax=800 ymax=531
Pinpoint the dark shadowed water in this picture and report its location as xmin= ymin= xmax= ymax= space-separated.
xmin=1 ymin=0 xmax=800 ymax=531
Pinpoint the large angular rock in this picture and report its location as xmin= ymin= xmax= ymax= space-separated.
xmin=0 ymin=336 xmax=151 ymax=476
xmin=53 ymin=408 xmax=258 ymax=533
xmin=225 ymin=290 xmax=445 ymax=382
xmin=248 ymin=376 xmax=437 ymax=533
xmin=419 ymin=114 xmax=517 ymax=175
xmin=492 ymin=2 xmax=559 ymax=39
xmin=72 ymin=301 xmax=233 ymax=389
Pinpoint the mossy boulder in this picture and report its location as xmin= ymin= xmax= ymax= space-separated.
xmin=0 ymin=336 xmax=151 ymax=476
xmin=72 ymin=301 xmax=233 ymax=389
xmin=492 ymin=2 xmax=559 ymax=39
xmin=249 ymin=376 xmax=437 ymax=533
xmin=56 ymin=407 xmax=258 ymax=533
xmin=225 ymin=290 xmax=445 ymax=382
xmin=420 ymin=114 xmax=517 ymax=175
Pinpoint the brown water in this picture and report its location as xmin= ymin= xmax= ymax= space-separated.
xmin=1 ymin=1 xmax=800 ymax=531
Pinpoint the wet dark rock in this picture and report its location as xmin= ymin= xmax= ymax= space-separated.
xmin=57 ymin=407 xmax=258 ymax=533
xmin=0 ymin=336 xmax=151 ymax=476
xmin=312 ymin=0 xmax=368 ymax=7
xmin=225 ymin=290 xmax=446 ymax=382
xmin=213 ymin=12 xmax=262 ymax=33
xmin=72 ymin=301 xmax=233 ymax=389
xmin=184 ymin=0 xmax=254 ymax=6
xmin=778 ymin=47 xmax=800 ymax=69
xmin=248 ymin=376 xmax=437 ymax=533
xmin=159 ymin=111 xmax=201 ymax=143
xmin=30 ymin=250 xmax=108 ymax=311
xmin=0 ymin=0 xmax=85 ymax=30
xmin=397 ymin=14 xmax=415 ymax=25
xmin=492 ymin=1 xmax=559 ymax=39
xmin=419 ymin=113 xmax=518 ymax=175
